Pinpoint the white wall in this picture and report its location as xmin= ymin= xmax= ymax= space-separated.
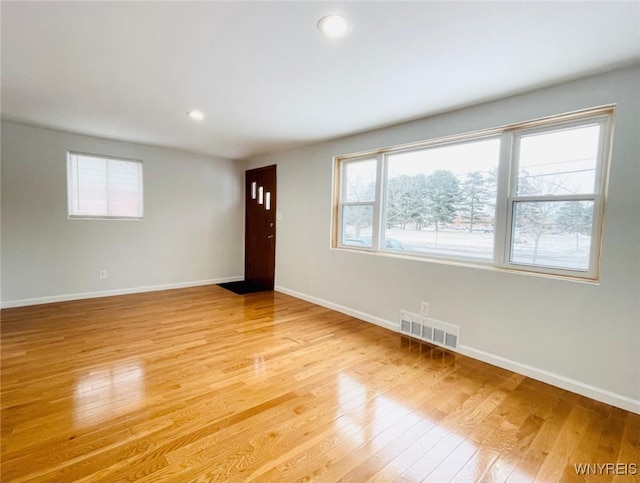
xmin=1 ymin=122 xmax=244 ymax=305
xmin=246 ymin=65 xmax=640 ymax=413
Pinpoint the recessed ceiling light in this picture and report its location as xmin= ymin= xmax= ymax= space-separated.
xmin=187 ymin=110 xmax=205 ymax=121
xmin=317 ymin=15 xmax=353 ymax=39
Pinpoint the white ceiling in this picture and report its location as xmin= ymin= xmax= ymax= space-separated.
xmin=2 ymin=1 xmax=639 ymax=160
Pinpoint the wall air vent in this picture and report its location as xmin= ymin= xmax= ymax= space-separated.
xmin=399 ymin=311 xmax=460 ymax=351
xmin=433 ymin=328 xmax=445 ymax=345
xmin=445 ymin=332 xmax=458 ymax=349
xmin=421 ymin=323 xmax=433 ymax=341
xmin=400 ymin=312 xmax=411 ymax=334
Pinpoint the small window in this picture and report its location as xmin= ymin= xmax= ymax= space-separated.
xmin=67 ymin=152 xmax=143 ymax=219
xmin=506 ymin=122 xmax=606 ymax=276
xmin=338 ymin=158 xmax=377 ymax=248
xmin=333 ymin=106 xmax=614 ymax=281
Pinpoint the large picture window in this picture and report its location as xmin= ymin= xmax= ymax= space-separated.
xmin=333 ymin=107 xmax=613 ymax=280
xmin=384 ymin=137 xmax=500 ymax=260
xmin=67 ymin=152 xmax=143 ymax=219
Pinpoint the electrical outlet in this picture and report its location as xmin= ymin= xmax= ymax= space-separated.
xmin=99 ymin=269 xmax=107 ymax=280
xmin=420 ymin=302 xmax=429 ymax=316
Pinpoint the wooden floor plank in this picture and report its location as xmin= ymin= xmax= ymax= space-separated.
xmin=612 ymin=412 xmax=640 ymax=483
xmin=1 ymin=285 xmax=637 ymax=482
xmin=533 ymin=405 xmax=593 ymax=482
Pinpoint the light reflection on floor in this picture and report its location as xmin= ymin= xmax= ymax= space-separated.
xmin=73 ymin=361 xmax=145 ymax=428
xmin=252 ymin=355 xmax=267 ymax=376
xmin=337 ymin=372 xmax=435 ymax=450
xmin=334 ymin=341 xmax=478 ymax=481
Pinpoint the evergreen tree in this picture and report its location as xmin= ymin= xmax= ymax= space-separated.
xmin=386 ymin=174 xmax=424 ymax=229
xmin=459 ymin=171 xmax=491 ymax=232
xmin=423 ymin=170 xmax=460 ymax=237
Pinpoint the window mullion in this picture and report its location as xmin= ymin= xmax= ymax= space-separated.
xmin=372 ymin=153 xmax=385 ymax=251
xmin=494 ymin=131 xmax=513 ymax=266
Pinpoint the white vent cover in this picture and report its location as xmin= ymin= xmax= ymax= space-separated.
xmin=399 ymin=311 xmax=460 ymax=350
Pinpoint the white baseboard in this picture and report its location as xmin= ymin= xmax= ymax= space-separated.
xmin=275 ymin=285 xmax=640 ymax=415
xmin=457 ymin=345 xmax=640 ymax=415
xmin=275 ymin=285 xmax=399 ymax=332
xmin=1 ymin=276 xmax=244 ymax=309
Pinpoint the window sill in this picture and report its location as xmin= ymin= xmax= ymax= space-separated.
xmin=331 ymin=245 xmax=600 ymax=284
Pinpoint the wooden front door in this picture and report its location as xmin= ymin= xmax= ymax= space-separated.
xmin=245 ymin=165 xmax=277 ymax=289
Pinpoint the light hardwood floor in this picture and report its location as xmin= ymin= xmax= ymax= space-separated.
xmin=1 ymin=286 xmax=638 ymax=482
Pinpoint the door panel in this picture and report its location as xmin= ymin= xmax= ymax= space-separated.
xmin=245 ymin=165 xmax=277 ymax=289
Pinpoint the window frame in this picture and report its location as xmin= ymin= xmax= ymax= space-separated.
xmin=332 ymin=106 xmax=614 ymax=281
xmin=67 ymin=151 xmax=144 ymax=220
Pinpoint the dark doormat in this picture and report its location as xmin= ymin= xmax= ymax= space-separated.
xmin=217 ymin=281 xmax=272 ymax=295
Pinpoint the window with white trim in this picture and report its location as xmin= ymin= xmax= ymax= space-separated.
xmin=67 ymin=152 xmax=143 ymax=219
xmin=333 ymin=107 xmax=613 ymax=280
